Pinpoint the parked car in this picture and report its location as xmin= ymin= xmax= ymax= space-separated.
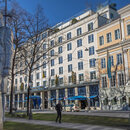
xmin=64 ymin=104 xmax=73 ymax=112
xmin=64 ymin=104 xmax=80 ymax=112
xmin=71 ymin=104 xmax=80 ymax=112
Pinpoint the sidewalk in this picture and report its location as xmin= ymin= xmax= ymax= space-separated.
xmin=5 ymin=117 xmax=126 ymax=130
xmin=33 ymin=110 xmax=130 ymax=119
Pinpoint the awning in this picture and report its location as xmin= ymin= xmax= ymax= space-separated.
xmin=49 ymin=98 xmax=56 ymax=101
xmin=89 ymin=95 xmax=98 ymax=99
xmin=58 ymin=98 xmax=63 ymax=100
xmin=71 ymin=96 xmax=87 ymax=100
xmin=68 ymin=97 xmax=75 ymax=100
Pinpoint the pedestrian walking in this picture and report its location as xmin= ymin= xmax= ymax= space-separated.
xmin=55 ymin=101 xmax=62 ymax=123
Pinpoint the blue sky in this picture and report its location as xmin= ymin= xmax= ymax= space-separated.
xmin=10 ymin=0 xmax=130 ymax=26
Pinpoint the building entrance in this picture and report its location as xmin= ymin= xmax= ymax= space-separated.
xmin=80 ymin=100 xmax=87 ymax=109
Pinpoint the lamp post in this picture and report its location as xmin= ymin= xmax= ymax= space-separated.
xmin=29 ymin=81 xmax=33 ymax=120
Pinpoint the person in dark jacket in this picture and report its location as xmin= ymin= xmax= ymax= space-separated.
xmin=55 ymin=101 xmax=62 ymax=123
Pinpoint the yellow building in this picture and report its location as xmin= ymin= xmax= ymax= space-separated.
xmin=97 ymin=4 xmax=130 ymax=110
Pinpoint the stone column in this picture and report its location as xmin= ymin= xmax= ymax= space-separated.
xmin=41 ymin=92 xmax=44 ymax=110
xmin=56 ymin=89 xmax=59 ymax=104
xmin=65 ymin=88 xmax=68 ymax=105
xmin=48 ymin=91 xmax=51 ymax=109
xmin=22 ymin=94 xmax=24 ymax=110
xmin=0 ymin=92 xmax=3 ymax=130
xmin=86 ymin=85 xmax=90 ymax=109
xmin=75 ymin=87 xmax=78 ymax=104
xmin=17 ymin=94 xmax=19 ymax=109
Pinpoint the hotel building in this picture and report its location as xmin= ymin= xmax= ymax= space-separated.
xmin=5 ymin=4 xmax=130 ymax=110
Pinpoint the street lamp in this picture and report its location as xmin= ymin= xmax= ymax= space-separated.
xmin=29 ymin=81 xmax=33 ymax=120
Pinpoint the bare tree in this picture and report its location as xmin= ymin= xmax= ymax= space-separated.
xmin=19 ymin=5 xmax=49 ymax=116
xmin=6 ymin=1 xmax=28 ymax=114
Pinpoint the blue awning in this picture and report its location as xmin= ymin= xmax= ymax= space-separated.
xmin=68 ymin=97 xmax=75 ymax=100
xmin=49 ymin=98 xmax=56 ymax=101
xmin=89 ymin=95 xmax=98 ymax=99
xmin=69 ymin=96 xmax=87 ymax=100
xmin=58 ymin=98 xmax=63 ymax=100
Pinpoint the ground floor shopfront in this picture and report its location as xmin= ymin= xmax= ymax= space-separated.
xmin=5 ymin=83 xmax=100 ymax=110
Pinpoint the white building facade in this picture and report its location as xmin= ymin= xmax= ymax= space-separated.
xmin=5 ymin=4 xmax=124 ymax=110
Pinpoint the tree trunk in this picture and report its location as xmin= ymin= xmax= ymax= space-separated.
xmin=27 ymin=70 xmax=32 ymax=116
xmin=9 ymin=48 xmax=17 ymax=114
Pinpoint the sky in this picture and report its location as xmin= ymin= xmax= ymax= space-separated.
xmin=8 ymin=0 xmax=130 ymax=26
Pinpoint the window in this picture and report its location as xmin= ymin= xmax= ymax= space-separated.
xmin=50 ymin=49 xmax=54 ymax=56
xmin=101 ymin=58 xmax=106 ymax=68
xmin=59 ymin=78 xmax=63 ymax=84
xmin=106 ymin=33 xmax=112 ymax=43
xmin=68 ymin=88 xmax=75 ymax=97
xmin=51 ymin=59 xmax=54 ymax=66
xmin=51 ymin=69 xmax=55 ymax=76
xmin=89 ymin=59 xmax=96 ymax=68
xmin=110 ymin=56 xmax=114 ymax=66
xmin=68 ymin=76 xmax=72 ymax=83
xmin=37 ymin=82 xmax=40 ymax=86
xmin=88 ymin=34 xmax=94 ymax=43
xmin=88 ymin=22 xmax=93 ymax=31
xmin=15 ymin=79 xmax=17 ymax=84
xmin=99 ymin=36 xmax=104 ymax=46
xmin=77 ymin=28 xmax=82 ymax=36
xmin=58 ymin=36 xmax=62 ymax=43
xmin=43 ymin=81 xmax=46 ymax=87
xmin=42 ymin=32 xmax=47 ymax=39
xmin=20 ymin=77 xmax=22 ymax=83
xmin=51 ymin=79 xmax=55 ymax=86
xmin=118 ymin=73 xmax=124 ymax=86
xmin=67 ymin=43 xmax=72 ymax=51
xmin=67 ymin=32 xmax=71 ymax=40
xmin=77 ymin=39 xmax=82 ymax=47
xmin=79 ymin=74 xmax=84 ymax=82
xmin=117 ymin=53 xmax=122 ymax=65
xmin=59 ymin=56 xmax=63 ymax=64
xmin=110 ymin=74 xmax=116 ymax=87
xmin=36 ymin=73 xmax=40 ymax=79
xmin=57 ymin=46 xmax=62 ymax=54
xmin=50 ymin=40 xmax=54 ymax=47
xmin=127 ymin=24 xmax=130 ymax=35
xmin=24 ymin=76 xmax=27 ymax=83
xmin=115 ymin=29 xmax=120 ymax=40
xmin=78 ymin=86 xmax=86 ymax=96
xmin=68 ymin=53 xmax=72 ymax=62
xmin=102 ymin=13 xmax=107 ymax=18
xmin=59 ymin=67 xmax=63 ymax=74
xmin=78 ymin=61 xmax=83 ymax=70
xmin=77 ymin=50 xmax=83 ymax=59
xmin=110 ymin=13 xmax=114 ymax=19
xmin=43 ymin=71 xmax=46 ymax=78
xmin=31 ymin=75 xmax=33 ymax=81
xmin=20 ymin=62 xmax=22 ymax=67
xmin=43 ymin=61 xmax=46 ymax=68
xmin=68 ymin=64 xmax=72 ymax=72
xmin=36 ymin=63 xmax=39 ymax=70
xmin=90 ymin=71 xmax=96 ymax=80
xmin=43 ymin=43 xmax=46 ymax=50
xmin=43 ymin=53 xmax=46 ymax=59
xmin=89 ymin=46 xmax=95 ymax=55
xmin=102 ymin=76 xmax=107 ymax=88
